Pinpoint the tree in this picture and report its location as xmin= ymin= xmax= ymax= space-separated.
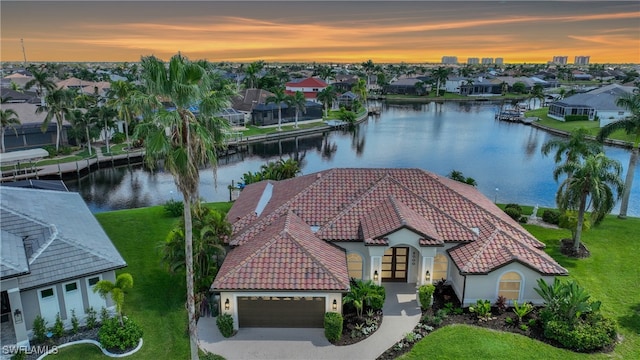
xmin=107 ymin=80 xmax=145 ymax=148
xmin=240 ymin=158 xmax=301 ymax=185
xmin=69 ymin=109 xmax=99 ymax=156
xmin=597 ymin=92 xmax=640 ymax=219
xmin=244 ymin=60 xmax=264 ymax=89
xmin=361 ymin=59 xmax=376 ymax=89
xmin=553 ymin=153 xmax=623 ymax=253
xmin=93 ymin=273 xmax=133 ymax=327
xmin=351 ymin=78 xmax=368 ymax=107
xmin=266 ymin=87 xmax=288 ymax=131
xmin=541 ymin=128 xmax=602 ymax=166
xmin=93 ymin=105 xmax=118 ymax=152
xmin=134 ymin=53 xmax=233 ymax=360
xmin=512 ymin=82 xmax=526 ymax=94
xmin=1 ymin=97 xmax=21 ymax=153
xmin=289 ymin=91 xmax=306 ymax=128
xmin=432 ymin=67 xmax=451 ymax=97
xmin=317 ymin=85 xmax=337 ymax=118
xmin=531 ymin=83 xmax=545 ymax=108
xmin=25 ymin=68 xmax=56 ymax=106
xmin=447 ymin=170 xmax=477 ymax=187
xmin=36 ymin=88 xmax=74 ymax=152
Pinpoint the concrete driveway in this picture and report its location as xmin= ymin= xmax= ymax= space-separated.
xmin=198 ymin=283 xmax=421 ymax=360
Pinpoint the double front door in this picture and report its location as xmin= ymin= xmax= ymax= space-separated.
xmin=382 ymin=247 xmax=408 ymax=282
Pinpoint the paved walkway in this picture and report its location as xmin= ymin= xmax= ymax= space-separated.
xmin=198 ymin=283 xmax=421 ymax=360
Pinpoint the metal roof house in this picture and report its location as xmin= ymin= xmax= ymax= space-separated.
xmin=0 ymin=187 xmax=126 ymax=348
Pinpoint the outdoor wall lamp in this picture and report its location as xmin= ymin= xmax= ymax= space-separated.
xmin=224 ymin=299 xmax=230 ymax=311
xmin=425 ymin=270 xmax=431 ymax=283
xmin=14 ymin=308 xmax=23 ymax=324
xmin=332 ymin=299 xmax=338 ymax=311
xmin=373 ymin=270 xmax=379 ymax=281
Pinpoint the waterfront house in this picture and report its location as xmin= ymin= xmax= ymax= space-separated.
xmin=547 ymin=84 xmax=636 ymax=126
xmin=212 ymin=168 xmax=567 ymax=330
xmin=285 ymin=77 xmax=328 ymax=103
xmin=0 ymin=187 xmax=126 ymax=347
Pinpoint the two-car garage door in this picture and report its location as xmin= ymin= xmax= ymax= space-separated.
xmin=238 ymin=296 xmax=325 ymax=328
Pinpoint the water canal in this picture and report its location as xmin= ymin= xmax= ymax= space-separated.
xmin=66 ymin=101 xmax=640 ymax=217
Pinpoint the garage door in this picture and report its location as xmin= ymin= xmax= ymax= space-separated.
xmin=238 ymin=296 xmax=325 ymax=328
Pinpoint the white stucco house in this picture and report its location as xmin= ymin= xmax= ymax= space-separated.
xmin=547 ymin=84 xmax=636 ymax=126
xmin=0 ymin=186 xmax=126 ymax=349
xmin=284 ymin=77 xmax=328 ymax=103
xmin=212 ymin=168 xmax=567 ymax=330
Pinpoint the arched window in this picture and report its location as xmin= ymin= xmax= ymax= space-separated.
xmin=432 ymin=253 xmax=448 ymax=281
xmin=347 ymin=253 xmax=363 ymax=279
xmin=498 ymin=272 xmax=521 ymax=301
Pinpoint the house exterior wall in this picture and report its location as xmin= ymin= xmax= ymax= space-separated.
xmin=598 ymin=110 xmax=630 ymax=127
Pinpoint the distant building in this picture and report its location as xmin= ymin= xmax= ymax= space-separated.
xmin=441 ymin=56 xmax=458 ymax=64
xmin=467 ymin=58 xmax=479 ymax=65
xmin=552 ymin=56 xmax=568 ymax=65
xmin=494 ymin=58 xmax=504 ymax=65
xmin=574 ymin=56 xmax=590 ymax=65
xmin=481 ymin=58 xmax=493 ymax=65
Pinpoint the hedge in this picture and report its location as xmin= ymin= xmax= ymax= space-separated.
xmin=324 ymin=312 xmax=343 ymax=342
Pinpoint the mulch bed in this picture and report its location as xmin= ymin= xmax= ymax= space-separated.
xmin=560 ymin=238 xmax=591 ymax=258
xmin=332 ymin=309 xmax=383 ymax=346
xmin=25 ymin=326 xmax=99 ymax=360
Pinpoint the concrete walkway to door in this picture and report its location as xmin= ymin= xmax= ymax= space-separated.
xmin=197 ymin=283 xmax=421 ymax=360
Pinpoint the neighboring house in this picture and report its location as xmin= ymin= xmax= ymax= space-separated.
xmin=231 ymin=88 xmax=274 ymax=126
xmin=547 ymin=84 xmax=636 ymax=126
xmin=331 ymin=74 xmax=359 ymax=93
xmin=250 ymin=101 xmax=322 ymax=126
xmin=285 ymin=77 xmax=328 ymax=103
xmin=1 ymin=73 xmax=33 ymax=90
xmin=212 ymin=168 xmax=567 ymax=330
xmin=336 ymin=91 xmax=358 ymax=109
xmin=0 ymin=187 xmax=127 ymax=348
xmin=383 ymin=78 xmax=426 ymax=95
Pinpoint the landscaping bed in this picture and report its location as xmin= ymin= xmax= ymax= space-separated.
xmin=333 ymin=309 xmax=383 ymax=346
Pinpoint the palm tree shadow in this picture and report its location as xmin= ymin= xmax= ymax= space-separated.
xmin=618 ymin=303 xmax=640 ymax=334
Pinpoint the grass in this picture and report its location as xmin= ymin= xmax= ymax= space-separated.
xmin=240 ymin=122 xmax=327 ymax=137
xmin=403 ymin=214 xmax=640 ymax=359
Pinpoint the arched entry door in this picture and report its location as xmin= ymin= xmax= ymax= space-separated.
xmin=382 ymin=247 xmax=408 ymax=282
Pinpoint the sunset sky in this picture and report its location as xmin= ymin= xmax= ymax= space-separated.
xmin=1 ymin=1 xmax=639 ymax=64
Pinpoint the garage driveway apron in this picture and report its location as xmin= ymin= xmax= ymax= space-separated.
xmin=198 ymin=283 xmax=422 ymax=360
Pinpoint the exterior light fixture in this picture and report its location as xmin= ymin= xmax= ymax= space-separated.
xmin=224 ymin=299 xmax=230 ymax=311
xmin=332 ymin=299 xmax=338 ymax=311
xmin=14 ymin=309 xmax=23 ymax=324
xmin=373 ymin=270 xmax=379 ymax=281
xmin=425 ymin=270 xmax=431 ymax=283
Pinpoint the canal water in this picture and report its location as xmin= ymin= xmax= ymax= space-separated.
xmin=66 ymin=101 xmax=640 ymax=217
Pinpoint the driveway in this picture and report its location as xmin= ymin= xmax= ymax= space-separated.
xmin=198 ymin=283 xmax=421 ymax=360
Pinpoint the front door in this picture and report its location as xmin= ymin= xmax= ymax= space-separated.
xmin=382 ymin=247 xmax=408 ymax=282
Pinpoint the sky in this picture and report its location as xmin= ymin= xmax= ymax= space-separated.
xmin=1 ymin=1 xmax=639 ymax=64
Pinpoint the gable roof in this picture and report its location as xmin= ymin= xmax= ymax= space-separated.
xmin=285 ymin=77 xmax=328 ymax=88
xmin=0 ymin=187 xmax=126 ymax=289
xmin=212 ymin=211 xmax=349 ymax=291
xmin=217 ymin=168 xmax=566 ymax=285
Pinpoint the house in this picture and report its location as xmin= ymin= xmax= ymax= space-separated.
xmin=250 ymin=101 xmax=323 ymax=126
xmin=383 ymin=78 xmax=427 ymax=95
xmin=331 ymin=74 xmax=359 ymax=93
xmin=336 ymin=91 xmax=359 ymax=110
xmin=0 ymin=187 xmax=127 ymax=348
xmin=212 ymin=168 xmax=567 ymax=330
xmin=547 ymin=84 xmax=636 ymax=126
xmin=285 ymin=77 xmax=328 ymax=103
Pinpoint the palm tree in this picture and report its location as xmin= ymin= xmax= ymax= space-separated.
xmin=266 ymin=87 xmax=288 ymax=131
xmin=107 ymin=80 xmax=143 ymax=148
xmin=25 ymin=68 xmax=56 ymax=106
xmin=361 ymin=59 xmax=376 ymax=89
xmin=352 ymin=79 xmax=368 ymax=107
xmin=135 ymin=53 xmax=232 ymax=360
xmin=289 ymin=91 xmax=306 ymax=128
xmin=317 ymin=85 xmax=337 ymax=118
xmin=597 ymin=92 xmax=640 ymax=218
xmin=530 ymin=84 xmax=545 ymax=109
xmin=432 ymin=67 xmax=451 ymax=97
xmin=1 ymin=98 xmax=21 ymax=153
xmin=36 ymin=88 xmax=74 ymax=152
xmin=93 ymin=273 xmax=134 ymax=327
xmin=244 ymin=60 xmax=264 ymax=89
xmin=553 ymin=153 xmax=623 ymax=252
xmin=93 ymin=104 xmax=118 ymax=152
xmin=69 ymin=109 xmax=99 ymax=156
xmin=541 ymin=128 xmax=602 ymax=166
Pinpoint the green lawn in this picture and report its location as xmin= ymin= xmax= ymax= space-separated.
xmin=527 ymin=108 xmax=634 ymax=143
xmin=239 ymin=122 xmax=327 ymax=137
xmin=403 ymin=215 xmax=640 ymax=359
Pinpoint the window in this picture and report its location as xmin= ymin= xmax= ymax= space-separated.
xmin=40 ymin=288 xmax=54 ymax=299
xmin=432 ymin=254 xmax=448 ymax=281
xmin=88 ymin=277 xmax=100 ymax=286
xmin=346 ymin=253 xmax=363 ymax=279
xmin=498 ymin=272 xmax=521 ymax=301
xmin=65 ymin=283 xmax=78 ymax=292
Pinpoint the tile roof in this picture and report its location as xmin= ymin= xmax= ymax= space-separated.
xmin=213 ymin=211 xmax=349 ymax=291
xmin=216 ymin=168 xmax=566 ymax=290
xmin=285 ymin=77 xmax=328 ymax=89
xmin=0 ymin=187 xmax=127 ymax=289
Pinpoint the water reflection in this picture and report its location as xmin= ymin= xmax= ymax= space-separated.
xmin=66 ymin=101 xmax=640 ymax=217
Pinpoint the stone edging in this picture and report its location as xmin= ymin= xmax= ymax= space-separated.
xmin=36 ymin=338 xmax=143 ymax=359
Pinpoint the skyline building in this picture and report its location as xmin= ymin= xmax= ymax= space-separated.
xmin=574 ymin=55 xmax=591 ymax=65
xmin=481 ymin=57 xmax=493 ymax=65
xmin=552 ymin=56 xmax=569 ymax=64
xmin=467 ymin=57 xmax=479 ymax=65
xmin=495 ymin=58 xmax=504 ymax=65
xmin=441 ymin=56 xmax=458 ymax=64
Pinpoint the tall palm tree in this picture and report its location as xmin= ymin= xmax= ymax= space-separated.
xmin=244 ymin=60 xmax=264 ymax=89
xmin=266 ymin=87 xmax=288 ymax=131
xmin=93 ymin=104 xmax=118 ymax=152
xmin=69 ymin=109 xmax=99 ymax=156
xmin=541 ymin=127 xmax=602 ymax=166
xmin=432 ymin=67 xmax=451 ymax=97
xmin=289 ymin=91 xmax=306 ymax=128
xmin=36 ymin=88 xmax=74 ymax=152
xmin=107 ymin=80 xmax=141 ymax=148
xmin=25 ymin=68 xmax=56 ymax=106
xmin=530 ymin=84 xmax=545 ymax=109
xmin=597 ymin=92 xmax=640 ymax=218
xmin=361 ymin=59 xmax=376 ymax=89
xmin=317 ymin=85 xmax=337 ymax=118
xmin=1 ymin=98 xmax=21 ymax=153
xmin=135 ymin=54 xmax=232 ymax=360
xmin=352 ymin=79 xmax=368 ymax=107
xmin=553 ymin=153 xmax=623 ymax=252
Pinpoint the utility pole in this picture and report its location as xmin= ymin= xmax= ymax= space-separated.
xmin=21 ymin=38 xmax=27 ymax=66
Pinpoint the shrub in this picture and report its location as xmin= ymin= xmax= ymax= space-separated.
xmin=369 ymin=284 xmax=386 ymax=311
xmin=71 ymin=309 xmax=79 ymax=334
xmin=565 ymin=115 xmax=589 ymax=122
xmin=201 ymin=352 xmax=226 ymax=360
xmin=11 ymin=350 xmax=27 ymax=360
xmin=324 ymin=312 xmax=343 ymax=342
xmin=469 ymin=299 xmax=492 ymax=320
xmin=85 ymin=307 xmax=98 ymax=329
xmin=543 ymin=317 xmax=617 ymax=352
xmin=504 ymin=207 xmax=522 ymax=221
xmin=32 ymin=315 xmax=47 ymax=343
xmin=51 ymin=313 xmax=64 ymax=338
xmin=98 ymin=317 xmax=143 ymax=351
xmin=495 ymin=296 xmax=508 ymax=314
xmin=505 ymin=316 xmax=514 ymax=325
xmin=418 ymin=284 xmax=435 ymax=310
xmin=111 ymin=132 xmax=126 ymax=144
xmin=505 ymin=203 xmax=522 ymax=213
xmin=513 ymin=301 xmax=534 ymax=322
xmin=216 ymin=314 xmax=234 ymax=338
xmin=542 ymin=209 xmax=560 ymax=225
xmin=164 ymin=199 xmax=184 ymax=217
xmin=520 ymin=324 xmax=529 ymax=331
xmin=43 ymin=145 xmax=57 ymax=158
xmin=100 ymin=307 xmax=110 ymax=324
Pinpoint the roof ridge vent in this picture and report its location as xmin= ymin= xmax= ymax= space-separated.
xmin=254 ymin=182 xmax=273 ymax=217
